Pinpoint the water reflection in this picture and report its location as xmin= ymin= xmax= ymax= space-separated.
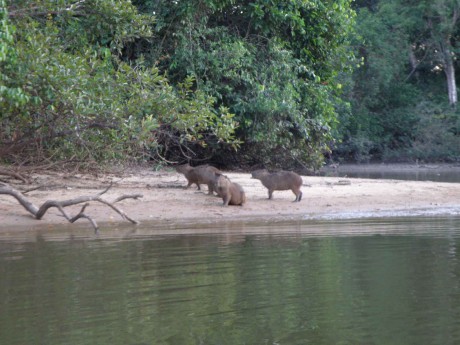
xmin=1 ymin=217 xmax=460 ymax=345
xmin=327 ymin=164 xmax=460 ymax=183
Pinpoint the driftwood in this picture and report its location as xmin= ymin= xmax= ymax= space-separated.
xmin=0 ymin=182 xmax=142 ymax=231
xmin=0 ymin=168 xmax=29 ymax=183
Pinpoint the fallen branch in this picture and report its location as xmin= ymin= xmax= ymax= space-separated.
xmin=0 ymin=182 xmax=143 ymax=231
xmin=0 ymin=168 xmax=29 ymax=183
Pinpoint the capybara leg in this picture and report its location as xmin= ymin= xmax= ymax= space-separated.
xmin=293 ymin=189 xmax=302 ymax=202
xmin=293 ymin=190 xmax=302 ymax=202
xmin=207 ymin=183 xmax=214 ymax=195
xmin=268 ymin=190 xmax=273 ymax=199
xmin=222 ymin=196 xmax=230 ymax=206
xmin=195 ymin=183 xmax=201 ymax=190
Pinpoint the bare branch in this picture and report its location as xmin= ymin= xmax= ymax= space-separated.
xmin=97 ymin=182 xmax=114 ymax=197
xmin=112 ymin=194 xmax=143 ymax=203
xmin=0 ymin=183 xmax=142 ymax=231
xmin=66 ymin=203 xmax=99 ymax=230
xmin=8 ymin=0 xmax=88 ymax=18
xmin=0 ymin=168 xmax=29 ymax=183
xmin=0 ymin=183 xmax=39 ymax=214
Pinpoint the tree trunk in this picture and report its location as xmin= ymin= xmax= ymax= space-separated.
xmin=406 ymin=45 xmax=420 ymax=81
xmin=0 ymin=182 xmax=143 ymax=231
xmin=442 ymin=39 xmax=458 ymax=107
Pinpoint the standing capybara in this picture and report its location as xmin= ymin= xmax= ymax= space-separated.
xmin=251 ymin=169 xmax=303 ymax=202
xmin=213 ymin=173 xmax=246 ymax=206
xmin=175 ymin=164 xmax=221 ymax=195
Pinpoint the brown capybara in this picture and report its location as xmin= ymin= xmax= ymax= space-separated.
xmin=213 ymin=173 xmax=246 ymax=206
xmin=251 ymin=169 xmax=303 ymax=202
xmin=175 ymin=164 xmax=221 ymax=195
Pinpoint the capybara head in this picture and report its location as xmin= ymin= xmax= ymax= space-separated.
xmin=175 ymin=164 xmax=192 ymax=174
xmin=214 ymin=173 xmax=245 ymax=206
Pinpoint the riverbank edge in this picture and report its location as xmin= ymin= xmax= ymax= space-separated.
xmin=1 ymin=164 xmax=460 ymax=234
xmin=2 ymin=205 xmax=460 ymax=237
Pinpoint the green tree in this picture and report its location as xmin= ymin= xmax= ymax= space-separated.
xmin=403 ymin=0 xmax=460 ymax=107
xmin=336 ymin=0 xmax=460 ymax=162
xmin=1 ymin=0 xmax=239 ymax=165
xmin=132 ymin=0 xmax=357 ymax=168
xmin=0 ymin=0 xmax=29 ymax=112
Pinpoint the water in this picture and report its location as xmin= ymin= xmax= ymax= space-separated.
xmin=1 ymin=217 xmax=460 ymax=345
xmin=326 ymin=164 xmax=460 ymax=183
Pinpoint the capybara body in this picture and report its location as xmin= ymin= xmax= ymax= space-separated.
xmin=175 ymin=164 xmax=221 ymax=195
xmin=214 ymin=173 xmax=246 ymax=206
xmin=251 ymin=169 xmax=303 ymax=202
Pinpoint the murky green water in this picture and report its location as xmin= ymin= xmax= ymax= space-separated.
xmin=333 ymin=165 xmax=460 ymax=183
xmin=1 ymin=217 xmax=460 ymax=345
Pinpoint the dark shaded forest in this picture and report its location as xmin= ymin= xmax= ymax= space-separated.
xmin=1 ymin=0 xmax=459 ymax=170
xmin=338 ymin=0 xmax=460 ymax=163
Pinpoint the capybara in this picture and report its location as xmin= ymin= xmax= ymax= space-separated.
xmin=175 ymin=164 xmax=221 ymax=195
xmin=251 ymin=169 xmax=303 ymax=202
xmin=213 ymin=173 xmax=246 ymax=206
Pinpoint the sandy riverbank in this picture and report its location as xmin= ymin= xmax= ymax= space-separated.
xmin=1 ymin=166 xmax=460 ymax=231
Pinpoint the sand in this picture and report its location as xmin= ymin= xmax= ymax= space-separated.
xmin=1 ymin=165 xmax=459 ymax=232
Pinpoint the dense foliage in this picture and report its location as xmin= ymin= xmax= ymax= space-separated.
xmin=1 ymin=0 xmax=239 ymax=167
xmin=336 ymin=0 xmax=460 ymax=163
xmin=132 ymin=0 xmax=356 ymax=168
xmin=1 ymin=0 xmax=356 ymax=169
xmin=4 ymin=0 xmax=455 ymax=168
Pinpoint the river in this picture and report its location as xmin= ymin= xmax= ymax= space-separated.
xmin=330 ymin=163 xmax=460 ymax=183
xmin=1 ymin=216 xmax=460 ymax=345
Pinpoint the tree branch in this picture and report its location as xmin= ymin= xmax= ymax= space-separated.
xmin=0 ymin=168 xmax=29 ymax=183
xmin=0 ymin=182 xmax=142 ymax=231
xmin=8 ymin=0 xmax=87 ymax=18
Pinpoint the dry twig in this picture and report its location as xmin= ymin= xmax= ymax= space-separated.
xmin=0 ymin=168 xmax=29 ymax=183
xmin=0 ymin=182 xmax=142 ymax=231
